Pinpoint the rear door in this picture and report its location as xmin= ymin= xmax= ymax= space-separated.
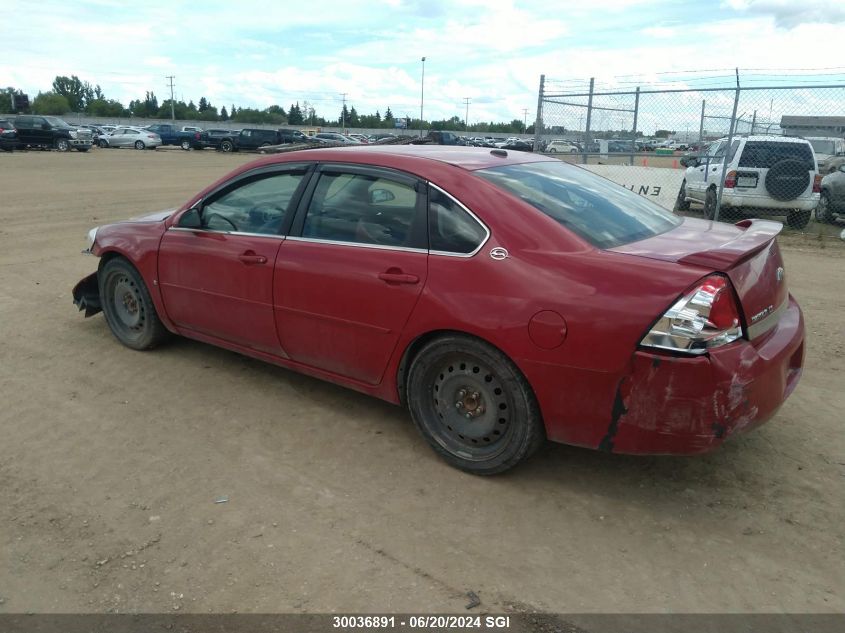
xmin=274 ymin=164 xmax=428 ymax=384
xmin=158 ymin=165 xmax=311 ymax=354
xmin=733 ymin=140 xmax=815 ymax=201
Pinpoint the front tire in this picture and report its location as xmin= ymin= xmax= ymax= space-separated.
xmin=55 ymin=139 xmax=70 ymax=152
xmin=180 ymin=139 xmax=191 ymax=150
xmin=134 ymin=140 xmax=145 ymax=150
xmin=220 ymin=140 xmax=234 ymax=152
xmin=816 ymin=191 xmax=836 ymax=224
xmin=406 ymin=335 xmax=545 ymax=475
xmin=99 ymin=258 xmax=169 ymax=350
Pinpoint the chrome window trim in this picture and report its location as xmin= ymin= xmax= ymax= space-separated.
xmin=427 ymin=182 xmax=491 ymax=258
xmin=168 ymin=226 xmax=286 ymax=240
xmin=747 ymin=297 xmax=788 ymax=341
xmin=285 ymin=235 xmax=427 ymax=254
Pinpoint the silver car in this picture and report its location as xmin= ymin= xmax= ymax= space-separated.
xmin=100 ymin=127 xmax=162 ymax=150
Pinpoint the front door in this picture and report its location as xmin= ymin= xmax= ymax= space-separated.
xmin=158 ymin=167 xmax=310 ymax=355
xmin=274 ymin=164 xmax=428 ymax=385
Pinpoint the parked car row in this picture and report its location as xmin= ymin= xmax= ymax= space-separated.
xmin=0 ymin=115 xmax=94 ymax=151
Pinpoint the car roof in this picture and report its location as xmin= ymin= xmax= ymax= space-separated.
xmin=245 ymin=145 xmax=555 ymax=171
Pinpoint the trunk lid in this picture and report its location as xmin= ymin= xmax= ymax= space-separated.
xmin=612 ymin=217 xmax=788 ymax=339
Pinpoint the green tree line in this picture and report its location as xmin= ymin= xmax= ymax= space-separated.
xmin=1 ymin=75 xmax=533 ymax=133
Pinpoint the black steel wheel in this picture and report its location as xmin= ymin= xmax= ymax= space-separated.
xmin=99 ymin=258 xmax=169 ymax=350
xmin=406 ymin=335 xmax=544 ymax=474
xmin=220 ymin=139 xmax=234 ymax=152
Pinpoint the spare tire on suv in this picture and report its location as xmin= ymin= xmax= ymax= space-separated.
xmin=765 ymin=158 xmax=811 ymax=201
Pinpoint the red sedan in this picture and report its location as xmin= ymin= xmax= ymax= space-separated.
xmin=73 ymin=146 xmax=805 ymax=474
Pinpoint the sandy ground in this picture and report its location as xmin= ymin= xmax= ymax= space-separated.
xmin=0 ymin=147 xmax=842 ymax=616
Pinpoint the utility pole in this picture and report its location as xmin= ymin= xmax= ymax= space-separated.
xmin=340 ymin=93 xmax=348 ymax=131
xmin=522 ymin=108 xmax=529 ymax=134
xmin=420 ymin=56 xmax=426 ymax=137
xmin=166 ymin=75 xmax=175 ymax=121
xmin=463 ymin=97 xmax=471 ymax=132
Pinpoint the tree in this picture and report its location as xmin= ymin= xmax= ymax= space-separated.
xmin=220 ymin=106 xmax=229 ymax=121
xmin=384 ymin=107 xmax=393 ymax=121
xmin=52 ymin=75 xmax=91 ymax=111
xmin=654 ymin=129 xmax=675 ymax=139
xmin=288 ymin=102 xmax=303 ymax=125
xmin=198 ymin=97 xmax=209 ymax=112
xmin=87 ymin=98 xmax=127 ymax=117
xmin=32 ymin=91 xmax=70 ymax=115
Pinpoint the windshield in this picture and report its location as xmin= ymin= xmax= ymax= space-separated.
xmin=809 ymin=139 xmax=835 ymax=155
xmin=43 ymin=116 xmax=72 ymax=128
xmin=476 ymin=161 xmax=682 ymax=249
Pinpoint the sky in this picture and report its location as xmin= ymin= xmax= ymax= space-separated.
xmin=1 ymin=0 xmax=844 ymax=127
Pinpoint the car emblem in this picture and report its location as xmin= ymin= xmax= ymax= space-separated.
xmin=490 ymin=247 xmax=509 ymax=260
xmin=776 ymin=267 xmax=784 ymax=283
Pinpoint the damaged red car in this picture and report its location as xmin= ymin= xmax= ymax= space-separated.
xmin=73 ymin=146 xmax=804 ymax=474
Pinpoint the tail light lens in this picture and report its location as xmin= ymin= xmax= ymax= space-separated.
xmin=724 ymin=170 xmax=737 ymax=188
xmin=640 ymin=275 xmax=743 ymax=355
xmin=147 ymin=134 xmax=156 ymax=139
xmin=813 ymin=174 xmax=822 ymax=193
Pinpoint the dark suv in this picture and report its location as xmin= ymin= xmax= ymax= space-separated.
xmin=13 ymin=115 xmax=93 ymax=151
xmin=218 ymin=128 xmax=280 ymax=152
xmin=0 ymin=118 xmax=18 ymax=151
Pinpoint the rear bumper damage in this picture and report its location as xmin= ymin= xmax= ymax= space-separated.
xmin=72 ymin=272 xmax=101 ymax=317
xmin=604 ymin=296 xmax=805 ymax=454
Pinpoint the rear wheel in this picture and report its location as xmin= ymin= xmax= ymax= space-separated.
xmin=786 ymin=209 xmax=812 ymax=230
xmin=99 ymin=257 xmax=169 ymax=350
xmin=704 ymin=187 xmax=717 ymax=220
xmin=548 ymin=148 xmax=557 ymax=153
xmin=406 ymin=335 xmax=545 ymax=475
xmin=674 ymin=180 xmax=691 ymax=211
xmin=816 ymin=191 xmax=836 ymax=224
xmin=134 ymin=140 xmax=145 ymax=150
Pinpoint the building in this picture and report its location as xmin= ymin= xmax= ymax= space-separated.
xmin=780 ymin=115 xmax=845 ymax=138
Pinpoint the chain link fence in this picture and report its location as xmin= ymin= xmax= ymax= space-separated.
xmin=533 ymin=73 xmax=845 ymax=237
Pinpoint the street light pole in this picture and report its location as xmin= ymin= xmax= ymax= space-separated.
xmin=420 ymin=56 xmax=426 ymax=137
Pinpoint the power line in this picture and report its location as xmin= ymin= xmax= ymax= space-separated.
xmin=166 ymin=75 xmax=175 ymax=121
xmin=463 ymin=97 xmax=471 ymax=131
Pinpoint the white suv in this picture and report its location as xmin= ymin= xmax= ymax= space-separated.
xmin=675 ymin=135 xmax=820 ymax=229
xmin=545 ymin=140 xmax=578 ymax=153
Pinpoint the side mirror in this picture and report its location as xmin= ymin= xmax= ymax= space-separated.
xmin=370 ymin=189 xmax=395 ymax=204
xmin=178 ymin=206 xmax=202 ymax=229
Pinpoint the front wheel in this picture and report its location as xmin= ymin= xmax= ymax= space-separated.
xmin=55 ymin=138 xmax=70 ymax=152
xmin=134 ymin=140 xmax=145 ymax=150
xmin=406 ymin=335 xmax=545 ymax=475
xmin=180 ymin=139 xmax=191 ymax=150
xmin=99 ymin=258 xmax=169 ymax=350
xmin=786 ymin=209 xmax=812 ymax=230
xmin=99 ymin=139 xmax=109 ymax=148
xmin=816 ymin=191 xmax=836 ymax=224
xmin=220 ymin=140 xmax=234 ymax=152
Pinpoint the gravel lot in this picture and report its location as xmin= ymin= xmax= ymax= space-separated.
xmin=0 ymin=148 xmax=842 ymax=616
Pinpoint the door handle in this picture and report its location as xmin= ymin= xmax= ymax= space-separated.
xmin=238 ymin=252 xmax=267 ymax=265
xmin=378 ymin=271 xmax=419 ymax=284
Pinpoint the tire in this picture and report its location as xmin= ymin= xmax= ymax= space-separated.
xmin=98 ymin=257 xmax=169 ymax=350
xmin=704 ymin=187 xmax=717 ymax=220
xmin=180 ymin=139 xmax=191 ymax=150
xmin=786 ymin=209 xmax=811 ymax=230
xmin=765 ymin=159 xmax=810 ymax=201
xmin=55 ymin=138 xmax=70 ymax=152
xmin=548 ymin=148 xmax=557 ymax=153
xmin=99 ymin=139 xmax=109 ymax=148
xmin=569 ymin=148 xmax=577 ymax=153
xmin=134 ymin=140 xmax=145 ymax=150
xmin=406 ymin=335 xmax=545 ymax=475
xmin=816 ymin=191 xmax=836 ymax=224
xmin=76 ymin=147 xmax=89 ymax=153
xmin=674 ymin=180 xmax=691 ymax=211
xmin=220 ymin=140 xmax=234 ymax=153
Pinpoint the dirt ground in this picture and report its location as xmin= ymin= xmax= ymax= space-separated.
xmin=0 ymin=147 xmax=842 ymax=616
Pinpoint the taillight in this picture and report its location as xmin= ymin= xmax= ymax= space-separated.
xmin=640 ymin=275 xmax=743 ymax=355
xmin=724 ymin=170 xmax=737 ymax=188
xmin=147 ymin=134 xmax=156 ymax=139
xmin=813 ymin=174 xmax=822 ymax=193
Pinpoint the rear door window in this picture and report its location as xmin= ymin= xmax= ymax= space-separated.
xmin=738 ymin=142 xmax=814 ymax=170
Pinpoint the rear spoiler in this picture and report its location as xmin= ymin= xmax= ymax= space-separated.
xmin=678 ymin=219 xmax=783 ymax=269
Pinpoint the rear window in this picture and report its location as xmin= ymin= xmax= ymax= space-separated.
xmin=738 ymin=141 xmax=815 ymax=170
xmin=476 ymin=161 xmax=682 ymax=249
xmin=808 ymin=139 xmax=836 ymax=155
